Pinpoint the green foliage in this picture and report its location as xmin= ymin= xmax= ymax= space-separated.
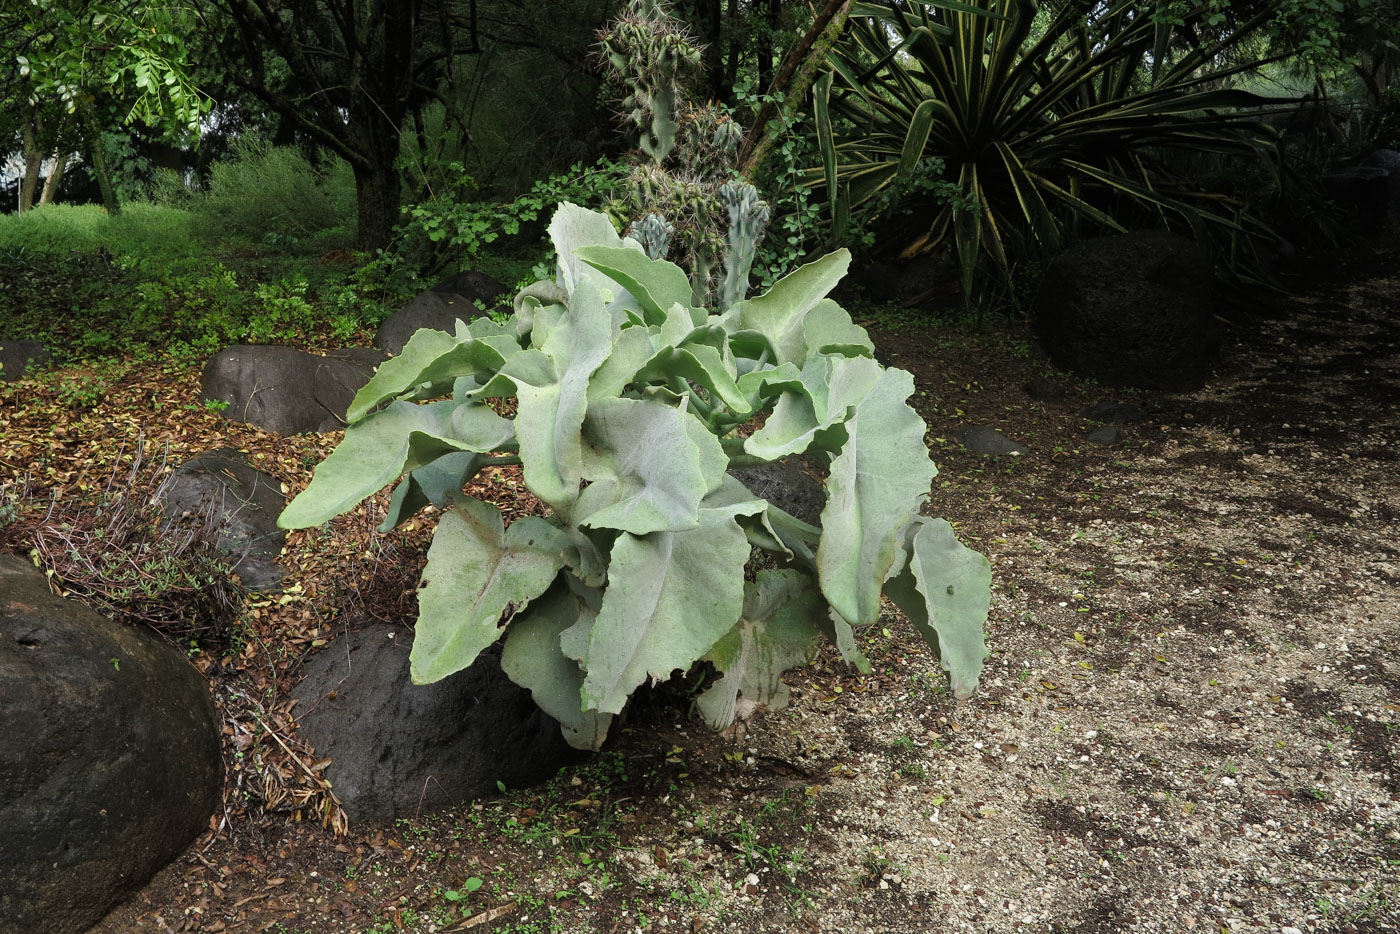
xmin=281 ymin=203 xmax=990 ymax=751
xmin=403 ymin=158 xmax=629 ymax=265
xmin=190 ymin=136 xmax=356 ymax=249
xmin=16 ymin=1 xmax=210 ymax=134
xmin=0 ymin=203 xmax=390 ymax=364
xmin=817 ymin=0 xmax=1290 ymax=303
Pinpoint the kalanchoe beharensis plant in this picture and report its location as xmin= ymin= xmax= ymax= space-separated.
xmin=280 ymin=204 xmax=991 ymax=751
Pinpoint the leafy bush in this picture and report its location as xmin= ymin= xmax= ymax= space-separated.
xmin=816 ymin=0 xmax=1289 ymax=302
xmin=191 ymin=136 xmax=355 ymax=248
xmin=280 ymin=203 xmax=990 ymax=750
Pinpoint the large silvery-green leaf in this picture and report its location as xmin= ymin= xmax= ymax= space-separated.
xmin=500 ymin=586 xmax=614 ymax=750
xmin=744 ymin=354 xmax=882 ymax=461
xmin=410 ymin=498 xmax=571 ymax=684
xmin=380 ymin=451 xmax=484 ymax=532
xmin=499 ymin=279 xmax=612 ymax=516
xmin=883 ymin=517 xmax=991 ymax=699
xmin=803 ymin=299 xmax=875 ymax=358
xmin=580 ymin=499 xmax=762 ymax=714
xmin=730 ymin=251 xmax=851 ymax=365
xmin=549 ymin=202 xmax=628 ymax=293
xmin=696 ymin=570 xmax=826 ymax=729
xmin=347 ymin=330 xmax=512 ymax=423
xmin=588 ymin=325 xmax=657 ymax=401
xmin=576 ymin=245 xmax=694 ymax=326
xmin=280 ymin=401 xmax=490 ymax=529
xmin=575 ymin=397 xmax=720 ymax=535
xmin=817 ymin=367 xmax=936 ymax=626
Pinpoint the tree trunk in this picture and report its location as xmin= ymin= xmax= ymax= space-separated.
xmin=40 ymin=153 xmax=68 ymax=205
xmin=20 ymin=123 xmax=43 ymax=212
xmin=353 ymin=160 xmax=401 ymax=253
xmin=79 ymin=100 xmax=120 ymax=216
xmin=738 ymin=0 xmax=851 ymax=179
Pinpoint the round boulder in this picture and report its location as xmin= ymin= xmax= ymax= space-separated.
xmin=0 ymin=554 xmax=222 ymax=934
xmin=1034 ymin=230 xmax=1220 ymax=391
xmin=157 ymin=449 xmax=287 ymax=592
xmin=201 ymin=345 xmax=387 ymax=435
xmin=291 ymin=624 xmax=579 ymax=824
xmin=375 ymin=270 xmax=510 ymax=355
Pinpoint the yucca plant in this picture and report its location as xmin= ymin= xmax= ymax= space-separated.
xmin=814 ymin=0 xmax=1291 ymax=302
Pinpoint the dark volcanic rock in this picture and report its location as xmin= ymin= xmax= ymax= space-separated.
xmin=1086 ymin=425 xmax=1123 ymax=446
xmin=291 ymin=625 xmax=579 ymax=824
xmin=376 ymin=271 xmax=510 ymax=355
xmin=1034 ymin=230 xmax=1220 ymax=391
xmin=157 ymin=449 xmax=286 ymax=592
xmin=0 ymin=339 xmax=50 ymax=380
xmin=1079 ymin=401 xmax=1145 ymax=425
xmin=958 ymin=426 xmax=1029 ymax=456
xmin=0 ymin=555 xmax=222 ymax=934
xmin=201 ymin=345 xmax=386 ymax=435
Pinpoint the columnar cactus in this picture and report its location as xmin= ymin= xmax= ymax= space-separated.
xmin=627 ymin=213 xmax=676 ymax=260
xmin=718 ymin=181 xmax=772 ymax=310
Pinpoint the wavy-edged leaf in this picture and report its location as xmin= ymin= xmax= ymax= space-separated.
xmin=549 ymin=202 xmax=627 ymax=293
xmin=576 ymin=245 xmax=694 ymax=326
xmin=817 ymin=367 xmax=935 ymax=626
xmin=580 ymin=499 xmax=761 ymax=714
xmin=634 ymin=344 xmax=750 ymax=415
xmin=280 ymin=401 xmax=484 ymax=529
xmin=410 ymin=498 xmax=571 ymax=683
xmin=501 ymin=279 xmax=613 ymax=516
xmin=576 ymin=397 xmax=720 ymax=535
xmin=696 ymin=570 xmax=826 ymax=729
xmin=587 ymin=324 xmax=657 ymax=402
xmin=380 ymin=451 xmax=484 ymax=532
xmin=883 ymin=517 xmax=990 ymax=699
xmin=731 ymin=251 xmax=852 ymax=365
xmin=744 ymin=354 xmax=882 ymax=462
xmin=348 ymin=330 xmax=510 ymax=423
xmin=501 ymin=585 xmax=614 ymax=750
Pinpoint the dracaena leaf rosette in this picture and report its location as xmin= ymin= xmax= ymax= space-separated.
xmin=280 ymin=203 xmax=990 ymax=751
xmin=815 ymin=0 xmax=1290 ymax=300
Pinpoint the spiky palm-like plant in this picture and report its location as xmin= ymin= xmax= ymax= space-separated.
xmin=815 ymin=0 xmax=1290 ymax=301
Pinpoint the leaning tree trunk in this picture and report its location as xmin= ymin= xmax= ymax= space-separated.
xmin=19 ymin=123 xmax=43 ymax=212
xmin=79 ymin=100 xmax=120 ymax=216
xmin=40 ymin=153 xmax=68 ymax=205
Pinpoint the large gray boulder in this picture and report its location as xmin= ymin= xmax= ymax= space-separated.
xmin=201 ymin=345 xmax=386 ymax=435
xmin=291 ymin=624 xmax=579 ymax=824
xmin=0 ymin=339 xmax=50 ymax=381
xmin=0 ymin=555 xmax=222 ymax=934
xmin=157 ymin=449 xmax=286 ymax=592
xmin=375 ymin=270 xmax=510 ymax=355
xmin=1033 ymin=230 xmax=1220 ymax=391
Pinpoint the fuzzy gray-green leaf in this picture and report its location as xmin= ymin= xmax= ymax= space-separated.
xmin=410 ymin=499 xmax=571 ymax=684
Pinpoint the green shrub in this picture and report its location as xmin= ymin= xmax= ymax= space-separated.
xmin=192 ymin=136 xmax=355 ymax=248
xmin=280 ymin=203 xmax=990 ymax=750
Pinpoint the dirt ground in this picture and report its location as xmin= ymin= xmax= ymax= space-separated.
xmin=8 ymin=233 xmax=1398 ymax=934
